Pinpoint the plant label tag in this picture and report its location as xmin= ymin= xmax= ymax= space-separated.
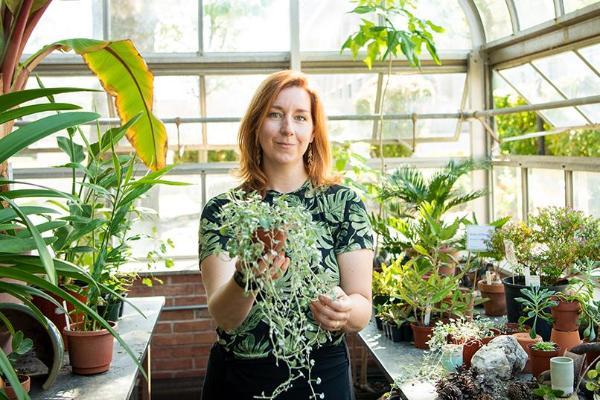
xmin=529 ymin=275 xmax=540 ymax=287
xmin=486 ymin=271 xmax=493 ymax=285
xmin=504 ymin=239 xmax=518 ymax=266
xmin=466 ymin=225 xmax=495 ymax=252
xmin=523 ymin=267 xmax=531 ymax=286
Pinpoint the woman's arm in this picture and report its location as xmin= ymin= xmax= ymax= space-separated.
xmin=201 ymin=252 xmax=289 ymax=332
xmin=310 ymin=248 xmax=374 ymax=333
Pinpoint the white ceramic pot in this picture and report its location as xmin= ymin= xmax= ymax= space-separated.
xmin=550 ymin=356 xmax=574 ymax=396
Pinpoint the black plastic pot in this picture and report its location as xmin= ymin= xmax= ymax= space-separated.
xmin=503 ymin=276 xmax=569 ymax=341
xmin=400 ymin=322 xmax=413 ymax=342
xmin=97 ymin=300 xmax=123 ymax=322
xmin=375 ymin=316 xmax=383 ymax=330
xmin=390 ymin=324 xmax=402 ymax=342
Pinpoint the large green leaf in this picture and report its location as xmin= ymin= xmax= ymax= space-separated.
xmin=0 ymin=349 xmax=27 ymax=400
xmin=0 ymin=111 xmax=99 ymax=163
xmin=0 ymin=102 xmax=80 ymax=125
xmin=0 ymin=205 xmax=58 ymax=224
xmin=27 ymin=39 xmax=168 ymax=171
xmin=0 ymin=87 xmax=96 ymax=113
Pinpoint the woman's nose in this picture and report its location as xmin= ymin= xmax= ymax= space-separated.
xmin=280 ymin=115 xmax=293 ymax=135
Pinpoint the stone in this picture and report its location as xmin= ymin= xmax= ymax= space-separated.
xmin=471 ymin=335 xmax=528 ymax=380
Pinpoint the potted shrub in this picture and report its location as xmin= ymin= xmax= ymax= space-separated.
xmin=394 ymin=257 xmax=461 ymax=349
xmin=529 ymin=341 xmax=560 ymax=378
xmin=491 ymin=207 xmax=600 ymax=326
xmin=515 ymin=286 xmax=558 ymax=341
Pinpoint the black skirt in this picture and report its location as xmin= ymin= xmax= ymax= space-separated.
xmin=202 ymin=341 xmax=353 ymax=400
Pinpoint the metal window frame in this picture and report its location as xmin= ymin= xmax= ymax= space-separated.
xmin=504 ymin=0 xmax=521 ymax=33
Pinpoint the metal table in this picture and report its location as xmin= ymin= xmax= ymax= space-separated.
xmin=30 ymin=296 xmax=165 ymax=400
xmin=358 ymin=320 xmax=437 ymax=400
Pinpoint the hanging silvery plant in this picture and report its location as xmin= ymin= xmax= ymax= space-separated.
xmin=206 ymin=190 xmax=338 ymax=399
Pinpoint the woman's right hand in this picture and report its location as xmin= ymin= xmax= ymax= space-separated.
xmin=236 ymin=250 xmax=290 ymax=282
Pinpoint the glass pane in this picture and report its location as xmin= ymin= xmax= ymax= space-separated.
xmin=25 ymin=0 xmax=103 ymax=54
xmin=493 ymin=166 xmax=522 ymax=221
xmin=473 ymin=0 xmax=513 ymax=42
xmin=203 ymin=0 xmax=289 ymax=52
xmin=564 ymin=0 xmax=600 ymax=13
xmin=164 ymin=123 xmax=202 ymax=146
xmin=574 ymin=171 xmax=600 ymax=217
xmin=579 ymin=104 xmax=600 ymax=122
xmin=110 ymin=0 xmax=199 ymax=53
xmin=533 ymin=52 xmax=600 ymax=99
xmin=390 ymin=0 xmax=471 ymax=49
xmin=154 ymin=76 xmax=200 ymax=118
xmin=204 ymin=75 xmax=267 ymax=144
xmin=385 ymin=73 xmax=466 ymax=113
xmin=513 ymin=0 xmax=555 ymax=30
xmin=328 ymin=121 xmax=373 ymax=142
xmin=300 ymin=0 xmax=364 ymax=51
xmin=578 ymin=43 xmax=600 ymax=72
xmin=206 ymin=174 xmax=241 ymax=202
xmin=499 ymin=64 xmax=587 ymax=126
xmin=528 ymin=169 xmax=565 ymax=210
xmin=412 ymin=132 xmax=471 ymax=158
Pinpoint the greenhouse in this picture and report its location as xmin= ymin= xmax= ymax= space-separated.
xmin=0 ymin=0 xmax=599 ymax=399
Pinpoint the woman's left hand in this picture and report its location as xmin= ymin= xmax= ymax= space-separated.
xmin=310 ymin=286 xmax=352 ymax=332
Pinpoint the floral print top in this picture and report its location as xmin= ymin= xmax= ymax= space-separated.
xmin=198 ymin=180 xmax=373 ymax=359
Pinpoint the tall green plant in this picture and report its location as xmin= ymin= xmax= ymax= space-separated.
xmin=341 ymin=0 xmax=443 ymax=162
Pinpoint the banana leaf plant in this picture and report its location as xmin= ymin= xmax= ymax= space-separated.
xmin=0 ymin=88 xmax=150 ymax=400
xmin=0 ymin=0 xmax=167 ymax=193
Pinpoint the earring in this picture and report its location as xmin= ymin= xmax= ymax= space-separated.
xmin=307 ymin=145 xmax=313 ymax=167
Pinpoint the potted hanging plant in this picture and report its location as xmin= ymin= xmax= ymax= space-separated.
xmin=529 ymin=341 xmax=560 ymax=379
xmin=204 ymin=190 xmax=337 ymax=399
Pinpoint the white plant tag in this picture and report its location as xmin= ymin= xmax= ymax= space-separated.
xmin=529 ymin=275 xmax=540 ymax=287
xmin=486 ymin=270 xmax=493 ymax=285
xmin=466 ymin=225 xmax=495 ymax=252
xmin=523 ymin=267 xmax=531 ymax=286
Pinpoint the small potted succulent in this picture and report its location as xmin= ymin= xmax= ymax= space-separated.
xmin=529 ymin=341 xmax=560 ymax=378
xmin=515 ymin=286 xmax=558 ymax=341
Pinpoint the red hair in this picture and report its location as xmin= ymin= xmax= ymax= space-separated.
xmin=237 ymin=70 xmax=340 ymax=193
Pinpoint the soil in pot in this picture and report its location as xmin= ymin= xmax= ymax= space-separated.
xmin=478 ymin=280 xmax=506 ymax=316
xmin=252 ymin=228 xmax=287 ymax=253
xmin=529 ymin=344 xmax=560 ymax=378
xmin=4 ymin=374 xmax=31 ymax=400
xmin=410 ymin=323 xmax=434 ymax=350
xmin=64 ymin=321 xmax=117 ymax=375
xmin=503 ymin=276 xmax=569 ymax=340
xmin=551 ymin=300 xmax=581 ymax=332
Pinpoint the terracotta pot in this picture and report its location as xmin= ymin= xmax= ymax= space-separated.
xmin=462 ymin=339 xmax=483 ymax=369
xmin=528 ymin=344 xmax=560 ymax=378
xmin=32 ymin=286 xmax=88 ymax=350
xmin=478 ymin=280 xmax=506 ymax=316
xmin=410 ymin=323 xmax=434 ymax=350
xmin=4 ymin=374 xmax=31 ymax=400
xmin=550 ymin=328 xmax=581 ymax=355
xmin=64 ymin=321 xmax=117 ymax=375
xmin=513 ymin=332 xmax=542 ymax=373
xmin=551 ymin=300 xmax=581 ymax=332
xmin=252 ymin=228 xmax=287 ymax=253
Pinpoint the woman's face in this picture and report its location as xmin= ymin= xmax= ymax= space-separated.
xmin=258 ymin=86 xmax=314 ymax=170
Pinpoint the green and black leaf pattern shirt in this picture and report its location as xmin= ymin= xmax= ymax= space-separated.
xmin=198 ymin=180 xmax=373 ymax=359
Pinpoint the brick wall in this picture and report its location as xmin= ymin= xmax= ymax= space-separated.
xmin=128 ymin=271 xmax=216 ymax=380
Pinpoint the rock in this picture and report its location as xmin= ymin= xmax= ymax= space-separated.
xmin=471 ymin=335 xmax=527 ymax=380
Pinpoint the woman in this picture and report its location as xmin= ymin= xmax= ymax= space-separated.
xmin=199 ymin=70 xmax=374 ymax=399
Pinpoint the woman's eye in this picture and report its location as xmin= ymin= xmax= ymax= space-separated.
xmin=295 ymin=115 xmax=307 ymax=121
xmin=269 ymin=112 xmax=282 ymax=118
